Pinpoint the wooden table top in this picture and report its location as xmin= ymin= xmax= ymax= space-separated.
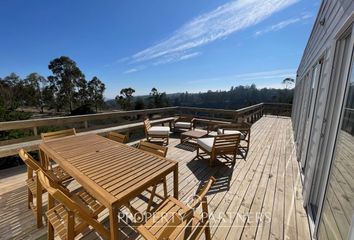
xmin=39 ymin=134 xmax=178 ymax=208
xmin=181 ymin=130 xmax=208 ymax=138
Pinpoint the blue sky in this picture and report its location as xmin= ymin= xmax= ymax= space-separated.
xmin=0 ymin=0 xmax=320 ymax=98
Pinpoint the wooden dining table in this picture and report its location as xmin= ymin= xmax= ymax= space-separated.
xmin=39 ymin=134 xmax=178 ymax=239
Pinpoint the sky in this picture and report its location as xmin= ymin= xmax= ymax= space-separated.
xmin=0 ymin=0 xmax=321 ymax=98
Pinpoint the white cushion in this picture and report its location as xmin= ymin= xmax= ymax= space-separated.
xmin=175 ymin=122 xmax=192 ymax=128
xmin=197 ymin=137 xmax=214 ymax=152
xmin=148 ymin=126 xmax=170 ymax=135
xmin=217 ymin=129 xmax=245 ymax=139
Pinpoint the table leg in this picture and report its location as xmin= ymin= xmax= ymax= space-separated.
xmin=173 ymin=165 xmax=179 ymax=199
xmin=39 ymin=149 xmax=47 ymax=169
xmin=109 ymin=206 xmax=120 ymax=240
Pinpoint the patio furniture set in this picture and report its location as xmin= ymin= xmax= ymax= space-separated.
xmin=144 ymin=116 xmax=251 ymax=166
xmin=17 ymin=116 xmax=250 ymax=240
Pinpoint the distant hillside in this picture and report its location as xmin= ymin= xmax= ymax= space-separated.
xmin=105 ymin=85 xmax=293 ymax=110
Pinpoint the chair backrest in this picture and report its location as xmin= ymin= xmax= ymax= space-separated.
xmin=138 ymin=141 xmax=167 ymax=157
xmin=37 ymin=169 xmax=109 ymax=238
xmin=19 ymin=149 xmax=67 ymax=185
xmin=176 ymin=115 xmax=194 ymax=122
xmin=213 ymin=134 xmax=241 ymax=154
xmin=217 ymin=122 xmax=251 ymax=138
xmin=41 ymin=128 xmax=76 ymax=142
xmin=107 ymin=131 xmax=128 ymax=143
xmin=19 ymin=149 xmax=42 ymax=172
xmin=144 ymin=118 xmax=151 ymax=130
xmin=190 ymin=176 xmax=216 ymax=208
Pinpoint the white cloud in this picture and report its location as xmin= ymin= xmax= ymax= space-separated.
xmin=152 ymin=52 xmax=201 ymax=66
xmin=255 ymin=12 xmax=312 ymax=36
xmin=187 ymin=68 xmax=296 ymax=84
xmin=130 ymin=0 xmax=299 ymax=64
xmin=123 ymin=66 xmax=146 ymax=74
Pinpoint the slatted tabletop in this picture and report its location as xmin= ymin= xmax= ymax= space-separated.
xmin=39 ymin=134 xmax=178 ymax=239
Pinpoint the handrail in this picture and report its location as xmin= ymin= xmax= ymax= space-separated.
xmin=0 ymin=103 xmax=293 ymax=133
xmin=0 ymin=107 xmax=178 ymax=132
xmin=0 ymin=103 xmax=291 ymax=145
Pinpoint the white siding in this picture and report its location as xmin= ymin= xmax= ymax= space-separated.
xmin=293 ymin=0 xmax=354 ymax=239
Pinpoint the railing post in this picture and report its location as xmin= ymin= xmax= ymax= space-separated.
xmin=84 ymin=120 xmax=88 ymax=129
xmin=33 ymin=127 xmax=38 ymax=136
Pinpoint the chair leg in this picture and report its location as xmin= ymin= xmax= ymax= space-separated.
xmin=209 ymin=153 xmax=215 ymax=167
xmin=47 ymin=195 xmax=55 ymax=240
xmin=67 ymin=211 xmax=75 ymax=240
xmin=47 ymin=222 xmax=54 ymax=240
xmin=36 ymin=177 xmax=43 ymax=228
xmin=147 ymin=184 xmax=158 ymax=213
xmin=27 ymin=188 xmax=32 ymax=209
xmin=202 ymin=199 xmax=211 ymax=240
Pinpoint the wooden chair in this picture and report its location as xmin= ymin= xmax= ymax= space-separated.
xmin=37 ymin=169 xmax=108 ymax=240
xmin=216 ymin=122 xmax=251 ymax=157
xmin=137 ymin=177 xmax=216 ymax=240
xmin=18 ymin=149 xmax=73 ymax=228
xmin=173 ymin=115 xmax=195 ymax=131
xmin=196 ymin=134 xmax=241 ymax=166
xmin=138 ymin=141 xmax=168 ymax=213
xmin=107 ymin=131 xmax=128 ymax=143
xmin=40 ymin=128 xmax=76 ymax=169
xmin=138 ymin=140 xmax=168 ymax=157
xmin=144 ymin=118 xmax=170 ymax=145
xmin=41 ymin=128 xmax=76 ymax=142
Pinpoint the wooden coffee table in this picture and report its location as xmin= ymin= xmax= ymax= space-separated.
xmin=180 ymin=130 xmax=208 ymax=143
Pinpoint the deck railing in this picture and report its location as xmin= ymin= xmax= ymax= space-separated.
xmin=0 ymin=103 xmax=291 ymax=158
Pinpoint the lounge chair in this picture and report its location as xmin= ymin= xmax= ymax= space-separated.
xmin=173 ymin=115 xmax=195 ymax=131
xmin=196 ymin=134 xmax=241 ymax=166
xmin=144 ymin=118 xmax=170 ymax=145
xmin=216 ymin=122 xmax=251 ymax=156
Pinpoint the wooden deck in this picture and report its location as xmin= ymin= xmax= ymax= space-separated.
xmin=0 ymin=116 xmax=311 ymax=240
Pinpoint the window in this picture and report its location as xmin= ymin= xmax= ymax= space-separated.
xmin=317 ymin=50 xmax=354 ymax=239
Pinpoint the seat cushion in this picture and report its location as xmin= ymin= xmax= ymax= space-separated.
xmin=217 ymin=129 xmax=245 ymax=139
xmin=175 ymin=122 xmax=192 ymax=129
xmin=148 ymin=126 xmax=170 ymax=135
xmin=197 ymin=137 xmax=214 ymax=152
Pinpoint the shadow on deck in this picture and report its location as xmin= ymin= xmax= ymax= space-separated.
xmin=0 ymin=116 xmax=311 ymax=240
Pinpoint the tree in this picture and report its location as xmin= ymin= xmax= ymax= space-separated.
xmin=48 ymin=56 xmax=85 ymax=112
xmin=75 ymin=78 xmax=89 ymax=106
xmin=149 ymin=87 xmax=169 ymax=108
xmin=1 ymin=73 xmax=23 ymax=110
xmin=115 ymin=87 xmax=135 ymax=110
xmin=88 ymin=76 xmax=105 ymax=112
xmin=134 ymin=97 xmax=145 ymax=110
xmin=282 ymin=77 xmax=295 ymax=89
xmin=24 ymin=73 xmax=48 ymax=113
